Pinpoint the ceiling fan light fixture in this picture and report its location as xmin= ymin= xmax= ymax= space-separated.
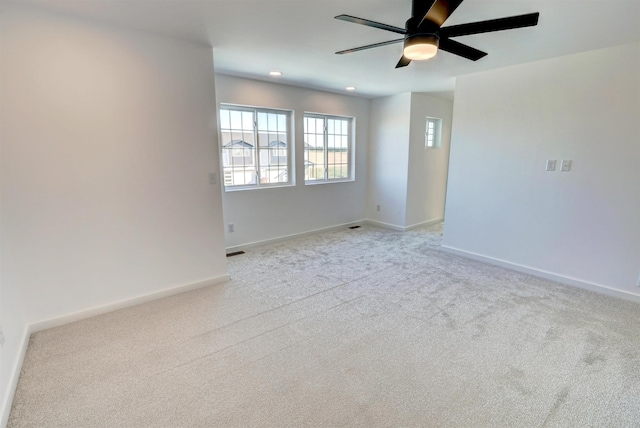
xmin=403 ymin=34 xmax=439 ymax=61
xmin=335 ymin=1 xmax=540 ymax=68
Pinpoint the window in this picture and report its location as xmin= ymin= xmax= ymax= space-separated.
xmin=219 ymin=105 xmax=291 ymax=188
xmin=425 ymin=117 xmax=442 ymax=149
xmin=304 ymin=114 xmax=353 ymax=183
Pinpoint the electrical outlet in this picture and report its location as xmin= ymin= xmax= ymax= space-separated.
xmin=376 ymin=205 xmax=381 ymax=212
xmin=228 ymin=223 xmax=234 ymax=233
xmin=209 ymin=172 xmax=217 ymax=185
xmin=561 ymin=160 xmax=572 ymax=172
xmin=546 ymin=160 xmax=556 ymax=171
xmin=0 ymin=327 xmax=4 ymax=347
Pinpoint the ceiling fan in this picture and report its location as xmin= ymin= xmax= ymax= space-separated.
xmin=335 ymin=0 xmax=539 ymax=68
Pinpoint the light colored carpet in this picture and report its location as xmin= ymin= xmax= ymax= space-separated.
xmin=8 ymin=223 xmax=640 ymax=427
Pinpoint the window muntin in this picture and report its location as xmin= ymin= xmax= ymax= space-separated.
xmin=220 ymin=105 xmax=291 ymax=188
xmin=304 ymin=114 xmax=353 ymax=183
xmin=425 ymin=117 xmax=442 ymax=149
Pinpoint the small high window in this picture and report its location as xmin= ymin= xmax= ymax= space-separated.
xmin=425 ymin=117 xmax=442 ymax=149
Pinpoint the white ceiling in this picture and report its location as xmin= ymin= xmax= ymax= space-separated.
xmin=9 ymin=0 xmax=640 ymax=99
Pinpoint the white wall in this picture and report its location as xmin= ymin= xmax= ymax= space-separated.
xmin=443 ymin=42 xmax=640 ymax=298
xmin=367 ymin=93 xmax=452 ymax=229
xmin=0 ymin=6 xmax=228 ymax=423
xmin=367 ymin=93 xmax=412 ymax=227
xmin=0 ymin=6 xmax=4 ymax=422
xmin=406 ymin=93 xmax=453 ymax=228
xmin=215 ymin=75 xmax=370 ymax=249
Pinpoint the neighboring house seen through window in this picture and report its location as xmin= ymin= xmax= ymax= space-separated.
xmin=219 ymin=105 xmax=291 ymax=188
xmin=303 ymin=114 xmax=353 ymax=183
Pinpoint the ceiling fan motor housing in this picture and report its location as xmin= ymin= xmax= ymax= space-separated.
xmin=404 ymin=17 xmax=440 ymax=45
xmin=406 ymin=16 xmax=439 ymax=34
xmin=404 ymin=32 xmax=440 ymax=45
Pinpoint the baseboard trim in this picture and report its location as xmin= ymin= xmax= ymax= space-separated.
xmin=30 ymin=275 xmax=230 ymax=334
xmin=441 ymin=245 xmax=640 ymax=303
xmin=404 ymin=218 xmax=444 ymax=231
xmin=225 ymin=220 xmax=367 ymax=253
xmin=366 ymin=218 xmax=443 ymax=232
xmin=1 ymin=326 xmax=31 ymax=428
xmin=364 ymin=219 xmax=405 ymax=231
xmin=226 ymin=218 xmax=444 ymax=252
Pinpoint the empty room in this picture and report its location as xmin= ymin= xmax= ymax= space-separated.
xmin=1 ymin=0 xmax=639 ymax=426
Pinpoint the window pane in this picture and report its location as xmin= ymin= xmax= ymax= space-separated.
xmin=267 ymin=114 xmax=275 ymax=132
xmin=305 ymin=114 xmax=352 ymax=184
xmin=304 ymin=116 xmax=326 ymax=182
xmin=258 ymin=131 xmax=268 ymax=147
xmin=257 ymin=112 xmax=267 ymax=131
xmin=425 ymin=117 xmax=442 ymax=149
xmin=253 ymin=111 xmax=288 ymax=185
xmin=241 ymin=111 xmax=253 ymax=129
xmin=229 ymin=110 xmax=242 ymax=130
xmin=220 ymin=109 xmax=231 ymax=129
xmin=221 ymin=105 xmax=291 ymax=188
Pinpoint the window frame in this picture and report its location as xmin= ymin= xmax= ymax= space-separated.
xmin=219 ymin=104 xmax=293 ymax=191
xmin=303 ymin=113 xmax=354 ymax=184
xmin=425 ymin=117 xmax=443 ymax=149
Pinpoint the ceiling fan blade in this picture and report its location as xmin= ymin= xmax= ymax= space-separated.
xmin=336 ymin=39 xmax=404 ymax=55
xmin=335 ymin=14 xmax=406 ymax=35
xmin=419 ymin=0 xmax=464 ymax=27
xmin=439 ymin=38 xmax=487 ymax=61
xmin=412 ymin=0 xmax=437 ymax=22
xmin=396 ymin=56 xmax=412 ymax=68
xmin=440 ymin=13 xmax=540 ymax=38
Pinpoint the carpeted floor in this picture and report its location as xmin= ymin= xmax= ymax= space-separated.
xmin=9 ymin=223 xmax=640 ymax=426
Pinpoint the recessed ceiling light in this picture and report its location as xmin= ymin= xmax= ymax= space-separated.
xmin=346 ymin=86 xmax=356 ymax=91
xmin=269 ymin=71 xmax=283 ymax=76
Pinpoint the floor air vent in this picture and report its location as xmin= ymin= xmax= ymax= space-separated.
xmin=226 ymin=251 xmax=245 ymax=257
xmin=349 ymin=225 xmax=361 ymax=229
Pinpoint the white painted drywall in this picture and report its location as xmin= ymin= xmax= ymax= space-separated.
xmin=367 ymin=93 xmax=452 ymax=230
xmin=215 ymin=74 xmax=370 ymax=249
xmin=0 ymin=6 xmax=4 ymax=422
xmin=0 ymin=6 xmax=228 ymax=421
xmin=0 ymin=278 xmax=25 ymax=428
xmin=405 ymin=93 xmax=453 ymax=228
xmin=367 ymin=93 xmax=412 ymax=228
xmin=443 ymin=41 xmax=640 ymax=295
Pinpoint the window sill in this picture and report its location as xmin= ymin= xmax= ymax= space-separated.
xmin=304 ymin=178 xmax=355 ymax=186
xmin=224 ymin=183 xmax=295 ymax=192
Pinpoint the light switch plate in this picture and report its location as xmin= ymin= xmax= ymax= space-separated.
xmin=209 ymin=172 xmax=217 ymax=185
xmin=546 ymin=160 xmax=556 ymax=171
xmin=561 ymin=160 xmax=572 ymax=172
